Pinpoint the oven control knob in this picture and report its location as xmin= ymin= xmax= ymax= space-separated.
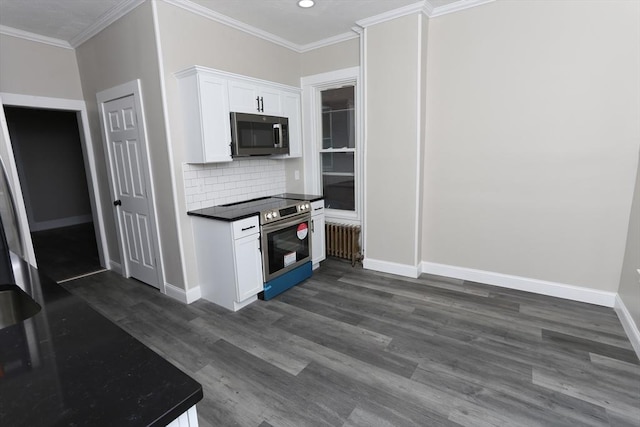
xmin=273 ymin=212 xmax=278 ymax=217
xmin=266 ymin=212 xmax=272 ymax=220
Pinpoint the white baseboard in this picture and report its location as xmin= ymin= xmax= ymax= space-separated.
xmin=109 ymin=260 xmax=123 ymax=275
xmin=363 ymin=258 xmax=420 ymax=279
xmin=421 ymin=261 xmax=616 ymax=307
xmin=164 ymin=282 xmax=201 ymax=304
xmin=614 ymin=294 xmax=640 ymax=358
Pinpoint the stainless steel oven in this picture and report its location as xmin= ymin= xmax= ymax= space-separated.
xmin=261 ymin=210 xmax=311 ymax=282
xmin=214 ymin=196 xmax=313 ymax=299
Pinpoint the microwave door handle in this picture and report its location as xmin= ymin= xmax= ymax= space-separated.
xmin=273 ymin=123 xmax=282 ymax=148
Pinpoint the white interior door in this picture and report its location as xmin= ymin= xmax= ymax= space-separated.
xmin=102 ymin=95 xmax=159 ymax=288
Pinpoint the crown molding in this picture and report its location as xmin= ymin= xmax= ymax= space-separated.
xmin=298 ymin=31 xmax=360 ymax=53
xmin=355 ymin=1 xmax=425 ymax=29
xmin=427 ymin=0 xmax=496 ymax=18
xmin=162 ymin=0 xmax=494 ymax=53
xmin=70 ymin=0 xmax=145 ymax=48
xmin=354 ymin=0 xmax=496 ymax=28
xmin=1 ymin=0 xmax=496 ymax=53
xmin=162 ymin=0 xmax=303 ymax=52
xmin=0 ymin=25 xmax=72 ymax=49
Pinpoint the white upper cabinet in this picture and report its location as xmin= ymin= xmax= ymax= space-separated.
xmin=259 ymin=86 xmax=283 ymax=116
xmin=176 ymin=68 xmax=232 ymax=163
xmin=229 ymin=80 xmax=282 ymax=115
xmin=278 ymin=91 xmax=303 ymax=158
xmin=176 ymin=66 xmax=302 ymax=163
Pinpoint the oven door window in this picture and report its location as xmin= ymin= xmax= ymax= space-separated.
xmin=265 ymin=219 xmax=310 ymax=279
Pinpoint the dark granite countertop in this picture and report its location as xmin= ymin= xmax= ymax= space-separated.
xmin=187 ymin=202 xmax=261 ymax=222
xmin=0 ymin=255 xmax=203 ymax=427
xmin=272 ymin=193 xmax=324 ymax=202
xmin=187 ymin=194 xmax=324 ymax=222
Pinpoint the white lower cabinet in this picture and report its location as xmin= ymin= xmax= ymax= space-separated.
xmin=166 ymin=405 xmax=198 ymax=427
xmin=234 ymin=232 xmax=264 ymax=302
xmin=192 ymin=216 xmax=263 ymax=311
xmin=311 ymin=200 xmax=326 ymax=268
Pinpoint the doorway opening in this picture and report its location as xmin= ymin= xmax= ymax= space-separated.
xmin=4 ymin=106 xmax=104 ymax=282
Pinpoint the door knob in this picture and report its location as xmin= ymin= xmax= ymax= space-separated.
xmin=113 ymin=200 xmax=122 ymax=206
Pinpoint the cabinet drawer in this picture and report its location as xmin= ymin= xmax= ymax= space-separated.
xmin=232 ymin=216 xmax=260 ymax=239
xmin=311 ymin=200 xmax=324 ymax=215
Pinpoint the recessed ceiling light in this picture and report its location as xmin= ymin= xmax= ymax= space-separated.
xmin=298 ymin=0 xmax=315 ymax=8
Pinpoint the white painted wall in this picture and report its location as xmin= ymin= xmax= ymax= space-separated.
xmin=364 ymin=13 xmax=424 ymax=269
xmin=0 ymin=34 xmax=83 ymax=100
xmin=618 ymin=150 xmax=640 ymax=330
xmin=301 ymin=38 xmax=360 ymax=77
xmin=422 ymin=0 xmax=640 ymax=292
xmin=75 ymin=1 xmax=181 ymax=286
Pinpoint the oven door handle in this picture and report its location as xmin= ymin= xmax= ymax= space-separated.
xmin=261 ymin=215 xmax=310 ymax=232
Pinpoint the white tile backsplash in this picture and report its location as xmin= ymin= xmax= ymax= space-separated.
xmin=183 ymin=159 xmax=286 ymax=211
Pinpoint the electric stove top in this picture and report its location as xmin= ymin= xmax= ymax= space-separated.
xmin=187 ymin=196 xmax=310 ymax=223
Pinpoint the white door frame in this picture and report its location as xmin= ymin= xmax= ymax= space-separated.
xmin=97 ymin=80 xmax=165 ymax=293
xmin=0 ymin=92 xmax=109 ymax=269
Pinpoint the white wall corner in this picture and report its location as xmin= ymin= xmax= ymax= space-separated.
xmin=614 ymin=294 xmax=640 ymax=359
xmin=109 ymin=261 xmax=123 ymax=275
xmin=363 ymin=257 xmax=421 ymax=279
xmin=69 ymin=0 xmax=146 ymax=48
xmin=420 ymin=261 xmax=617 ymax=308
xmin=164 ymin=282 xmax=201 ymax=304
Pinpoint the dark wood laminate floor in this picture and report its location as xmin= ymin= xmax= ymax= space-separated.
xmin=62 ymin=258 xmax=640 ymax=427
xmin=31 ymin=222 xmax=103 ymax=282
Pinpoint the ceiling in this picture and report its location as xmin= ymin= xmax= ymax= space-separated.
xmin=0 ymin=0 xmax=473 ymax=51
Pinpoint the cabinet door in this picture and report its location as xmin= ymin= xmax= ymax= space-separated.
xmin=311 ymin=214 xmax=326 ymax=265
xmin=228 ymin=80 xmax=261 ymax=114
xmin=259 ymin=87 xmax=282 ymax=115
xmin=200 ymin=74 xmax=232 ymax=162
xmin=275 ymin=91 xmax=302 ymax=158
xmin=234 ymin=233 xmax=264 ymax=301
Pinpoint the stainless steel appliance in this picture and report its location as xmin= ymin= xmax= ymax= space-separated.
xmin=217 ymin=196 xmax=312 ymax=299
xmin=230 ymin=112 xmax=289 ymax=157
xmin=259 ymin=200 xmax=311 ymax=282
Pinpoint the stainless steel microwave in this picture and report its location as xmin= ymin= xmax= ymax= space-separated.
xmin=230 ymin=112 xmax=289 ymax=157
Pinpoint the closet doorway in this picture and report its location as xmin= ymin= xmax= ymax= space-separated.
xmin=4 ymin=106 xmax=104 ymax=282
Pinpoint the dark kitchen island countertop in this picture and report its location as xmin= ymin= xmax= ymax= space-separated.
xmin=0 ymin=256 xmax=203 ymax=427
